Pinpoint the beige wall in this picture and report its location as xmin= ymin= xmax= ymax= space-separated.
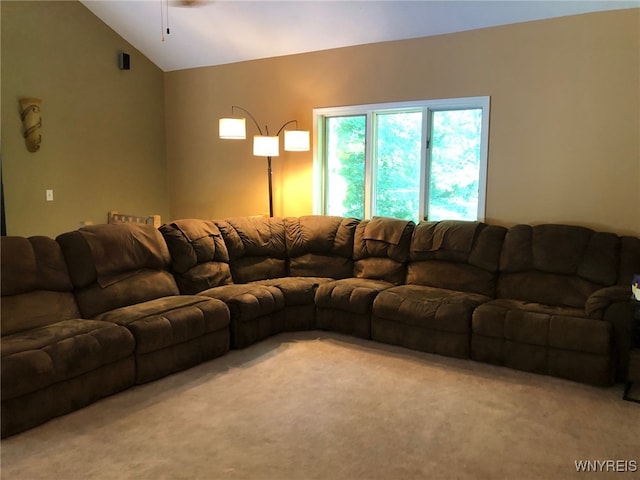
xmin=2 ymin=5 xmax=638 ymax=238
xmin=1 ymin=1 xmax=168 ymax=238
xmin=165 ymin=8 xmax=640 ymax=236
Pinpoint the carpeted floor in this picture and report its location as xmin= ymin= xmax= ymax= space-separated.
xmin=1 ymin=331 xmax=639 ymax=480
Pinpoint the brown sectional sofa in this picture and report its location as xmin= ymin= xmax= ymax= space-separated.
xmin=2 ymin=215 xmax=638 ymax=437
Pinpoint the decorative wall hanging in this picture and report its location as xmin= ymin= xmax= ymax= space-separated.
xmin=19 ymin=97 xmax=42 ymax=153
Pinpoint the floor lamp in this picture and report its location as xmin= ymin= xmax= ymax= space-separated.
xmin=219 ymin=106 xmax=310 ymax=217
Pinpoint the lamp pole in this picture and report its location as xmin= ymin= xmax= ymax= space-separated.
xmin=266 ymin=155 xmax=274 ymax=217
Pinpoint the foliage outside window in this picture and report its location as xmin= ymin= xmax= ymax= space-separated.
xmin=313 ymin=97 xmax=490 ymax=222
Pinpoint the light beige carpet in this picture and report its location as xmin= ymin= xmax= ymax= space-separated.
xmin=1 ymin=331 xmax=639 ymax=480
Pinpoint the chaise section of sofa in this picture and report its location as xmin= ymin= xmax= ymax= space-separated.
xmin=56 ymin=223 xmax=230 ymax=383
xmin=471 ymin=224 xmax=635 ymax=386
xmin=372 ymin=220 xmax=507 ymax=358
xmin=315 ymin=216 xmax=414 ymax=338
xmin=1 ymin=236 xmax=136 ymax=438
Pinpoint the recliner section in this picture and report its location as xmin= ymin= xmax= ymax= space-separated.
xmin=471 ymin=224 xmax=631 ymax=386
xmin=372 ymin=222 xmax=506 ymax=358
xmin=1 ymin=236 xmax=137 ymax=438
xmin=2 ymin=216 xmax=638 ymax=438
xmin=56 ymin=223 xmax=231 ymax=384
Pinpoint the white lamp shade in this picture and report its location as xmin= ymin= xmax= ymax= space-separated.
xmin=284 ymin=130 xmax=310 ymax=151
xmin=219 ymin=117 xmax=246 ymax=139
xmin=253 ymin=135 xmax=279 ymax=157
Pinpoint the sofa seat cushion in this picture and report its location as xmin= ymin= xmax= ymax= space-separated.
xmin=373 ymin=285 xmax=491 ymax=333
xmin=316 ymin=278 xmax=395 ymax=315
xmin=198 ymin=284 xmax=286 ymax=349
xmin=254 ymin=277 xmax=333 ymax=306
xmin=472 ymin=299 xmax=610 ymax=355
xmin=198 ymin=284 xmax=285 ymax=323
xmin=94 ymin=296 xmax=229 ymax=355
xmin=1 ymin=319 xmax=135 ymax=400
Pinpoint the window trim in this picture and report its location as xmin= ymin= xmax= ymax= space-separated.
xmin=313 ymin=96 xmax=490 ymax=221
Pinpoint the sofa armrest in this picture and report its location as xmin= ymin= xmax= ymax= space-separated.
xmin=586 ymin=287 xmax=636 ymax=382
xmin=586 ymin=286 xmax=634 ymax=381
xmin=586 ymin=286 xmax=632 ymax=319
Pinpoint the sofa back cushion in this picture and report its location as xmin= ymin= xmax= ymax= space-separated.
xmin=215 ymin=216 xmax=287 ymax=283
xmin=159 ymin=219 xmax=233 ymax=294
xmin=57 ymin=224 xmax=178 ymax=317
xmin=497 ymin=224 xmax=620 ymax=308
xmin=407 ymin=220 xmax=507 ymax=297
xmin=1 ymin=236 xmax=81 ymax=335
xmin=352 ymin=216 xmax=415 ymax=285
xmin=285 ymin=215 xmax=359 ymax=278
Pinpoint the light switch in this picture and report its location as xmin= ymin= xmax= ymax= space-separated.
xmin=46 ymin=189 xmax=54 ymax=201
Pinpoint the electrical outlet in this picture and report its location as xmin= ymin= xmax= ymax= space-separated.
xmin=46 ymin=189 xmax=54 ymax=201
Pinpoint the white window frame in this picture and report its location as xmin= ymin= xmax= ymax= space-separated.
xmin=313 ymin=96 xmax=490 ymax=221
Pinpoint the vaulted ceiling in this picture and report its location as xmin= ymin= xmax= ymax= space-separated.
xmin=81 ymin=0 xmax=638 ymax=72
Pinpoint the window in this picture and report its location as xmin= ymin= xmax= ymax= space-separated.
xmin=313 ymin=97 xmax=490 ymax=222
